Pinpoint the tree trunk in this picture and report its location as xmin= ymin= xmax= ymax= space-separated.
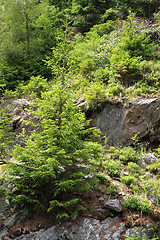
xmin=57 ymin=0 xmax=59 ymax=8
xmin=25 ymin=10 xmax=30 ymax=59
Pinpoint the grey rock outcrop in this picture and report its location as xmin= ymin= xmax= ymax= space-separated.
xmin=0 ymin=98 xmax=34 ymax=137
xmin=6 ymin=217 xmax=126 ymax=240
xmin=2 ymin=97 xmax=160 ymax=147
xmin=90 ymin=98 xmax=160 ymax=146
xmin=103 ymin=199 xmax=122 ymax=212
xmin=0 ymin=198 xmax=10 ymax=217
xmin=139 ymin=153 xmax=156 ymax=167
xmin=11 ymin=98 xmax=35 ymax=135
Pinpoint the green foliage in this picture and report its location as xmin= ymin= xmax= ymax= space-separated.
xmin=6 ymin=25 xmax=103 ymax=220
xmin=121 ymin=175 xmax=137 ymax=186
xmin=7 ymin=87 xmax=102 ymax=219
xmin=83 ymin=81 xmax=106 ymax=107
xmin=147 ymin=148 xmax=160 ymax=175
xmin=107 ymin=183 xmax=119 ymax=194
xmin=108 ymin=17 xmax=158 ymax=85
xmin=79 ymin=57 xmax=96 ymax=76
xmin=0 ymin=105 xmax=14 ymax=161
xmin=123 ymin=196 xmax=152 ymax=213
xmin=0 ymin=0 xmax=159 ymax=94
xmin=121 ymin=0 xmax=160 ymax=18
xmin=140 ymin=177 xmax=160 ymax=206
xmin=0 ymin=189 xmax=6 ymax=199
xmin=103 ymin=155 xmax=122 ymax=177
xmin=97 ymin=173 xmax=110 ymax=184
xmin=100 ymin=8 xmax=119 ymax=23
xmin=125 ymin=227 xmax=158 ymax=240
xmin=71 ymin=0 xmax=113 ymax=32
xmin=0 ymin=0 xmax=57 ymax=90
xmin=107 ymin=146 xmax=120 ymax=159
xmin=106 ymin=80 xmax=124 ymax=98
xmin=124 ymin=82 xmax=157 ymax=97
xmin=71 ymin=31 xmax=109 ymax=80
xmin=70 ymin=13 xmax=159 ymax=99
xmin=90 ymin=22 xmax=116 ymax=37
xmin=119 ymin=147 xmax=139 ymax=163
xmin=20 ymin=76 xmax=50 ymax=99
xmin=139 ymin=60 xmax=160 ymax=87
xmin=127 ymin=162 xmax=139 ymax=176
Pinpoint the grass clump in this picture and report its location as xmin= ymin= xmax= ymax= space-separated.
xmin=123 ymin=196 xmax=152 ymax=214
xmin=119 ymin=146 xmax=139 ymax=163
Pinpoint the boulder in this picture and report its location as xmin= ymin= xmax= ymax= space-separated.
xmin=103 ymin=199 xmax=122 ymax=212
xmin=11 ymin=99 xmax=34 ymax=135
xmin=90 ymin=98 xmax=160 ymax=146
xmin=0 ymin=198 xmax=10 ymax=216
xmin=3 ymin=211 xmax=29 ymax=229
xmin=139 ymin=153 xmax=156 ymax=167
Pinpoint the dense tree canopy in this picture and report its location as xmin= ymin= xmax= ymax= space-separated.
xmin=0 ymin=0 xmax=160 ymax=91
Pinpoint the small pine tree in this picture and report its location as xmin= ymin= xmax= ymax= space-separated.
xmin=8 ymin=86 xmax=102 ymax=220
xmin=7 ymin=23 xmax=102 ymax=220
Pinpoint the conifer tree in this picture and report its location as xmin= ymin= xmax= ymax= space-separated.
xmin=7 ymin=24 xmax=102 ymax=220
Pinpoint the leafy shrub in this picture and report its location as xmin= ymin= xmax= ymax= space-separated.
xmin=100 ymin=8 xmax=119 ymax=23
xmin=127 ymin=162 xmax=139 ymax=172
xmin=103 ymin=158 xmax=122 ymax=177
xmin=124 ymin=82 xmax=157 ymax=97
xmin=106 ymin=80 xmax=124 ymax=97
xmin=20 ymin=75 xmax=50 ymax=99
xmin=121 ymin=175 xmax=137 ymax=186
xmin=97 ymin=173 xmax=110 ymax=183
xmin=79 ymin=57 xmax=96 ymax=75
xmin=147 ymin=148 xmax=160 ymax=175
xmin=140 ymin=178 xmax=160 ymax=206
xmin=108 ymin=183 xmax=118 ymax=194
xmin=90 ymin=22 xmax=116 ymax=37
xmin=139 ymin=60 xmax=160 ymax=87
xmin=107 ymin=146 xmax=120 ymax=159
xmin=119 ymin=147 xmax=139 ymax=163
xmin=83 ymin=81 xmax=106 ymax=107
xmin=130 ymin=184 xmax=140 ymax=194
xmin=127 ymin=162 xmax=139 ymax=176
xmin=123 ymin=196 xmax=152 ymax=213
xmin=108 ymin=16 xmax=158 ymax=85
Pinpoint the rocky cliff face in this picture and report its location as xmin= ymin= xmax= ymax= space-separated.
xmin=1 ymin=97 xmax=160 ymax=239
xmin=3 ymin=97 xmax=160 ymax=148
xmin=90 ymin=98 xmax=160 ymax=146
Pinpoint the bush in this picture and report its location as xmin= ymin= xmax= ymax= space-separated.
xmin=83 ymin=81 xmax=106 ymax=107
xmin=127 ymin=162 xmax=139 ymax=176
xmin=20 ymin=75 xmax=50 ymax=99
xmin=107 ymin=146 xmax=120 ymax=159
xmin=90 ymin=22 xmax=116 ymax=37
xmin=123 ymin=196 xmax=152 ymax=213
xmin=119 ymin=147 xmax=139 ymax=163
xmin=121 ymin=175 xmax=137 ymax=186
xmin=100 ymin=8 xmax=119 ymax=23
xmin=108 ymin=16 xmax=158 ymax=86
xmin=106 ymin=80 xmax=124 ymax=98
xmin=103 ymin=157 xmax=122 ymax=177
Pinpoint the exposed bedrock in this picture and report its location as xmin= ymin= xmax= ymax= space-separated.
xmin=90 ymin=98 xmax=160 ymax=146
xmin=2 ymin=97 xmax=160 ymax=147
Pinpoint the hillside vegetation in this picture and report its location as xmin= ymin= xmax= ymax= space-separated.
xmin=0 ymin=0 xmax=160 ymax=237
